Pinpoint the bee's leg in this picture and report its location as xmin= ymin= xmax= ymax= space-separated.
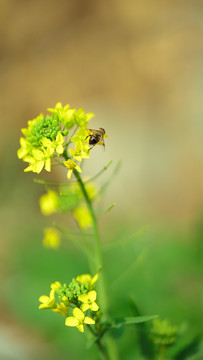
xmin=101 ymin=139 xmax=105 ymax=149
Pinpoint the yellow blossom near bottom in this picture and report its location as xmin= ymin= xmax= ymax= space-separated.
xmin=65 ymin=307 xmax=95 ymax=333
xmin=42 ymin=228 xmax=60 ymax=249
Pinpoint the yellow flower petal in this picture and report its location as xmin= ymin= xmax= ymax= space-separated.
xmin=32 ymin=149 xmax=44 ymax=160
xmin=75 ymin=164 xmax=82 ymax=173
xmin=56 ymin=133 xmax=64 ymax=144
xmin=81 ymin=303 xmax=89 ymax=312
xmin=88 ymin=290 xmax=97 ymax=302
xmin=84 ymin=317 xmax=95 ymax=325
xmin=78 ymin=293 xmax=88 ymax=303
xmin=91 ymin=302 xmax=99 ymax=311
xmin=35 ymin=161 xmax=44 ymax=173
xmin=73 ymin=307 xmax=84 ymax=320
xmin=51 ymin=281 xmax=61 ymax=290
xmin=39 ymin=295 xmax=50 ymax=303
xmin=91 ymin=273 xmax=99 ymax=287
xmin=45 ymin=158 xmax=51 ymax=172
xmin=65 ymin=317 xmax=79 ymax=327
xmin=77 ymin=324 xmax=85 ymax=332
xmin=56 ymin=144 xmax=64 ymax=154
xmin=67 ymin=169 xmax=73 ymax=179
xmin=76 ymin=274 xmax=91 ymax=284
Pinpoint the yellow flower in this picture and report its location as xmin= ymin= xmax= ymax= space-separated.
xmin=39 ymin=190 xmax=59 ymax=216
xmin=73 ymin=206 xmax=92 ymax=229
xmin=23 ymin=148 xmax=53 ymax=173
xmin=69 ymin=149 xmax=89 ymax=162
xmin=27 ymin=113 xmax=44 ymax=131
xmin=53 ymin=302 xmax=69 ymax=316
xmin=54 ymin=133 xmax=64 ymax=154
xmin=39 ymin=281 xmax=61 ymax=310
xmin=17 ymin=137 xmax=33 ymax=159
xmin=39 ymin=289 xmax=56 ymax=310
xmin=75 ymin=108 xmax=94 ymax=127
xmin=76 ymin=273 xmax=99 ymax=289
xmin=47 ymin=102 xmax=75 ymax=128
xmin=51 ymin=281 xmax=61 ymax=290
xmin=63 ymin=159 xmax=82 ymax=179
xmin=42 ymin=228 xmax=60 ymax=249
xmin=84 ymin=182 xmax=98 ymax=201
xmin=71 ymin=127 xmax=90 ymax=154
xmin=41 ymin=133 xmax=64 ymax=155
xmin=65 ymin=307 xmax=95 ymax=333
xmin=78 ymin=290 xmax=99 ymax=312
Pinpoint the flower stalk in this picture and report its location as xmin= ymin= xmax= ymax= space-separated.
xmin=18 ymin=102 xmax=118 ymax=360
xmin=71 ymin=163 xmax=119 ymax=360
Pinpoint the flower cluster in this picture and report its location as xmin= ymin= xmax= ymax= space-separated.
xmin=17 ymin=103 xmax=95 ymax=178
xmin=39 ymin=273 xmax=99 ymax=333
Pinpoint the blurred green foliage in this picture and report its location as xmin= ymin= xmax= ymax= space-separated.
xmin=2 ymin=215 xmax=203 ymax=359
xmin=1 ymin=142 xmax=203 ymax=359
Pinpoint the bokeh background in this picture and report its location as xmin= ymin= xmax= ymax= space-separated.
xmin=1 ymin=0 xmax=203 ymax=359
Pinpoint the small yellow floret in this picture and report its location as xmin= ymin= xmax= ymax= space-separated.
xmin=73 ymin=206 xmax=92 ymax=229
xmin=40 ymin=190 xmax=59 ymax=216
xmin=78 ymin=290 xmax=99 ymax=312
xmin=76 ymin=272 xmax=99 ymax=289
xmin=65 ymin=307 xmax=95 ymax=332
xmin=63 ymin=159 xmax=82 ymax=179
xmin=42 ymin=228 xmax=60 ymax=249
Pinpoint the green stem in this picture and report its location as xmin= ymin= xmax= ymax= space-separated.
xmin=62 ymin=151 xmax=118 ymax=359
xmin=157 ymin=346 xmax=167 ymax=360
xmin=73 ymin=169 xmax=119 ymax=360
xmin=73 ymin=169 xmax=108 ymax=310
xmin=87 ymin=325 xmax=108 ymax=360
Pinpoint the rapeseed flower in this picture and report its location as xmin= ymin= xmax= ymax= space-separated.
xmin=40 ymin=190 xmax=59 ymax=215
xmin=78 ymin=290 xmax=99 ymax=312
xmin=73 ymin=205 xmax=92 ymax=229
xmin=18 ymin=103 xmax=106 ymax=179
xmin=76 ymin=272 xmax=99 ymax=289
xmin=65 ymin=307 xmax=95 ymax=333
xmin=42 ymin=228 xmax=60 ymax=249
xmin=63 ymin=159 xmax=82 ymax=179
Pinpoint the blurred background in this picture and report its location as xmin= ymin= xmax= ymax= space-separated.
xmin=0 ymin=0 xmax=203 ymax=359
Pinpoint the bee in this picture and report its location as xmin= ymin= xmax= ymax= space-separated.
xmin=87 ymin=128 xmax=106 ymax=149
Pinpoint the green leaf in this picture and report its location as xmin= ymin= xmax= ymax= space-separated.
xmin=111 ymin=315 xmax=158 ymax=329
xmin=103 ymin=226 xmax=148 ymax=251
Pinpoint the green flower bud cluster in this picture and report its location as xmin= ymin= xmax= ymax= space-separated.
xmin=57 ymin=278 xmax=89 ymax=303
xmin=27 ymin=116 xmax=62 ymax=146
xmin=151 ymin=318 xmax=178 ymax=346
